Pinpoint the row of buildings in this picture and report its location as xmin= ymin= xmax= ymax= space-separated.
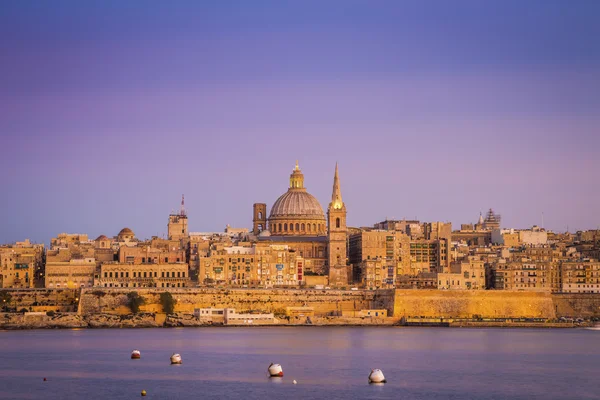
xmin=1 ymin=162 xmax=599 ymax=294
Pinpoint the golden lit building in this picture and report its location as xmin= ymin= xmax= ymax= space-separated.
xmin=45 ymin=258 xmax=96 ymax=289
xmin=0 ymin=240 xmax=44 ymax=288
xmin=349 ymin=229 xmax=410 ymax=288
xmin=252 ymin=162 xmax=340 ymax=277
xmin=168 ymin=195 xmax=189 ymax=240
xmin=198 ymin=242 xmax=305 ymax=287
xmin=96 ymin=262 xmax=190 ymax=288
xmin=438 ymin=257 xmax=486 ymax=290
xmin=561 ymin=259 xmax=600 ymax=293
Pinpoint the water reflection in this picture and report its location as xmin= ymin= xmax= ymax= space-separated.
xmin=0 ymin=328 xmax=599 ymax=400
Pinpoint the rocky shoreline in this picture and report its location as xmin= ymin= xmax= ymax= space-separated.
xmin=0 ymin=312 xmax=203 ymax=329
xmin=0 ymin=312 xmax=398 ymax=329
xmin=1 ymin=312 xmax=591 ymax=330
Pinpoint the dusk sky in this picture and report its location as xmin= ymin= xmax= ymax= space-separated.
xmin=1 ymin=1 xmax=599 ymax=244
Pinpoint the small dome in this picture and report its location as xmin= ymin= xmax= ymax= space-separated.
xmin=269 ymin=191 xmax=325 ymax=219
xmin=95 ymin=235 xmax=108 ymax=241
xmin=118 ymin=227 xmax=134 ymax=236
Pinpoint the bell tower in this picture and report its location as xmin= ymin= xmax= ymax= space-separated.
xmin=327 ymin=163 xmax=349 ymax=286
xmin=253 ymin=203 xmax=267 ymax=234
xmin=168 ymin=195 xmax=188 ymax=240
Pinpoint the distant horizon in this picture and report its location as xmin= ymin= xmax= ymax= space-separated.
xmin=1 ymin=1 xmax=598 ymax=244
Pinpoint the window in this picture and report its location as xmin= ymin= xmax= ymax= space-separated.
xmin=290 ymin=224 xmax=294 ymax=232
xmin=279 ymin=223 xmax=282 ymax=232
xmin=258 ymin=212 xmax=263 ymax=219
xmin=284 ymin=223 xmax=288 ymax=231
xmin=301 ymin=223 xmax=305 ymax=231
xmin=165 ymin=257 xmax=169 ymax=263
xmin=336 ymin=218 xmax=340 ymax=228
xmin=295 ymin=223 xmax=299 ymax=231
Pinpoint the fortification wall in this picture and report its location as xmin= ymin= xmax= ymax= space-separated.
xmin=552 ymin=294 xmax=600 ymax=318
xmin=79 ymin=288 xmax=396 ymax=316
xmin=392 ymin=290 xmax=557 ymax=319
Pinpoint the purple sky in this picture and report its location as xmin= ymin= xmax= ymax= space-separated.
xmin=1 ymin=1 xmax=599 ymax=244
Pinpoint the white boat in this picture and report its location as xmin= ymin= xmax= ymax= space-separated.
xmin=170 ymin=353 xmax=182 ymax=364
xmin=131 ymin=350 xmax=141 ymax=359
xmin=368 ymin=369 xmax=386 ymax=383
xmin=268 ymin=363 xmax=283 ymax=377
xmin=585 ymin=323 xmax=600 ymax=331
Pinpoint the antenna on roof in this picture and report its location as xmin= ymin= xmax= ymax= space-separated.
xmin=541 ymin=212 xmax=544 ymax=230
xmin=180 ymin=194 xmax=186 ymax=217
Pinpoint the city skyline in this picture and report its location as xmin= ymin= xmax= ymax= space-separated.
xmin=1 ymin=1 xmax=599 ymax=244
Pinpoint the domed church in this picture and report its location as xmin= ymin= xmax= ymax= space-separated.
xmin=266 ymin=161 xmax=327 ymax=236
xmin=252 ymin=162 xmax=349 ymax=282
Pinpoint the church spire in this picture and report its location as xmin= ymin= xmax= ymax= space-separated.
xmin=331 ymin=162 xmax=343 ymax=209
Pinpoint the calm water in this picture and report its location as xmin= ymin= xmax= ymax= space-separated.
xmin=0 ymin=327 xmax=598 ymax=400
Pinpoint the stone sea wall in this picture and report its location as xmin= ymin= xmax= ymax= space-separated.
xmin=0 ymin=312 xmax=397 ymax=329
xmin=79 ymin=288 xmax=395 ymax=316
xmin=392 ymin=290 xmax=600 ymax=319
xmin=2 ymin=289 xmax=599 ymax=329
xmin=392 ymin=290 xmax=557 ymax=318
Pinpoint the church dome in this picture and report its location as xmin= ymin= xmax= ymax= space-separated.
xmin=118 ymin=227 xmax=134 ymax=236
xmin=95 ymin=235 xmax=108 ymax=241
xmin=269 ymin=191 xmax=325 ymax=219
xmin=267 ymin=162 xmax=327 ymax=236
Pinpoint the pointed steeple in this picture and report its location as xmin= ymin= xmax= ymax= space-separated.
xmin=331 ymin=162 xmax=343 ymax=209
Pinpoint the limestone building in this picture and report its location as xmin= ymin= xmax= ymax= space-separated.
xmin=252 ymin=162 xmax=337 ymax=276
xmin=45 ymin=258 xmax=96 ymax=289
xmin=0 ymin=240 xmax=44 ymax=288
xmin=561 ymin=259 xmax=600 ymax=293
xmin=96 ymin=262 xmax=190 ymax=288
xmin=168 ymin=195 xmax=189 ymax=240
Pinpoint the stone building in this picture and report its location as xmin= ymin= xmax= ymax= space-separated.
xmin=96 ymin=262 xmax=190 ymax=288
xmin=45 ymin=258 xmax=96 ymax=289
xmin=492 ymin=260 xmax=560 ymax=292
xmin=168 ymin=195 xmax=189 ymax=241
xmin=438 ymin=257 xmax=486 ymax=290
xmin=0 ymin=240 xmax=44 ymax=288
xmin=50 ymin=233 xmax=89 ymax=249
xmin=198 ymin=242 xmax=305 ymax=287
xmin=349 ymin=229 xmax=410 ymax=288
xmin=252 ymin=162 xmax=339 ymax=277
xmin=561 ymin=259 xmax=600 ymax=293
